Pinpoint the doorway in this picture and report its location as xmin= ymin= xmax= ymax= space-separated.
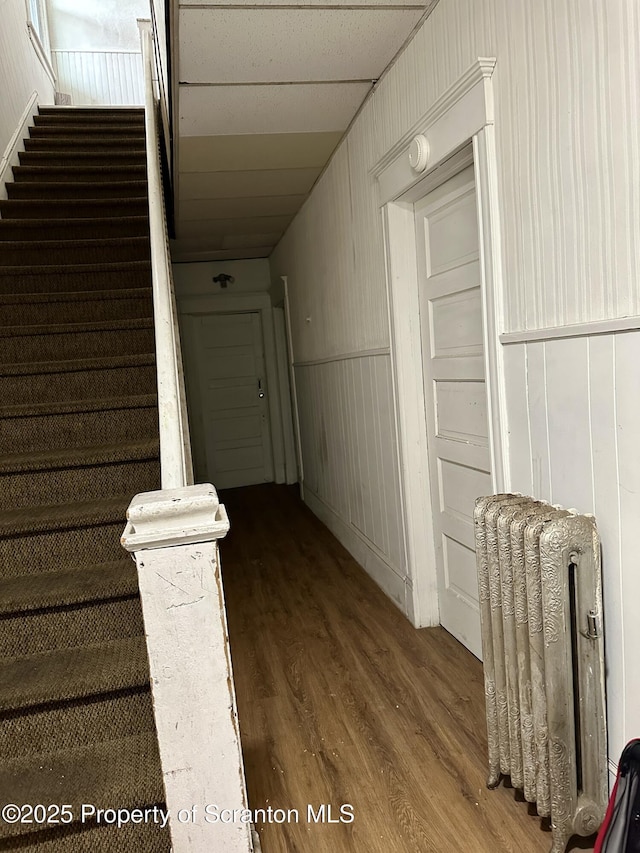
xmin=413 ymin=164 xmax=491 ymax=658
xmin=183 ymin=311 xmax=275 ymax=489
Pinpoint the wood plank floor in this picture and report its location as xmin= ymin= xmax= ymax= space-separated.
xmin=220 ymin=484 xmax=595 ymax=853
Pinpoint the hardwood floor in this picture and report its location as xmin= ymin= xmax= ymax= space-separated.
xmin=220 ymin=484 xmax=594 ymax=853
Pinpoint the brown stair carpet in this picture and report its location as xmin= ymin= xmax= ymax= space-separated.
xmin=0 ymin=107 xmax=170 ymax=851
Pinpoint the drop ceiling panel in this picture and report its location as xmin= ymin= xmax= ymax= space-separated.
xmin=183 ymin=0 xmax=425 ymax=6
xmin=179 ymin=195 xmax=307 ymax=221
xmin=179 ymin=82 xmax=372 ymax=137
xmin=171 ymin=242 xmax=275 ymax=262
xmin=179 ymin=8 xmax=424 ymax=83
xmin=179 ymin=132 xmax=342 ymax=172
xmin=177 ymin=214 xmax=294 ymax=239
xmin=179 ymin=168 xmax=321 ymax=200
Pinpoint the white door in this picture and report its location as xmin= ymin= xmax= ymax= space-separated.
xmin=185 ymin=312 xmax=274 ymax=489
xmin=414 ymin=165 xmax=492 ymax=659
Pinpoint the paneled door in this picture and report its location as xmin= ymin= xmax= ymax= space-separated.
xmin=185 ymin=312 xmax=274 ymax=490
xmin=414 ymin=165 xmax=492 ymax=659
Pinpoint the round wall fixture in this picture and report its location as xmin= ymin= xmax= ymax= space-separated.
xmin=408 ymin=134 xmax=430 ymax=173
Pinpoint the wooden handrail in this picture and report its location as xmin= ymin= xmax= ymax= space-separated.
xmin=138 ymin=19 xmax=193 ymax=489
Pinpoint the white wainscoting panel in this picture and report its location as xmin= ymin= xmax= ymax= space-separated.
xmin=295 ymin=353 xmax=408 ymax=613
xmin=52 ymin=50 xmax=143 ymax=105
xmin=503 ymin=329 xmax=640 ymax=772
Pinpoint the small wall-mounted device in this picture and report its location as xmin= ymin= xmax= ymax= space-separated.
xmin=213 ymin=273 xmax=235 ymax=289
xmin=408 ymin=134 xmax=430 ymax=173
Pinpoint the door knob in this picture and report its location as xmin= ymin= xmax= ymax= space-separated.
xmin=258 ymin=379 xmax=265 ymax=399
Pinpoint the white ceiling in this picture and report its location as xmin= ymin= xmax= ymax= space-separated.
xmin=171 ymin=0 xmax=435 ymax=261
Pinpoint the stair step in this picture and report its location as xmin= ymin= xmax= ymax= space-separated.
xmin=0 ymin=594 xmax=144 ymax=658
xmin=3 ymin=816 xmax=170 ymax=852
xmin=0 ymin=215 xmax=149 ymax=240
xmin=0 ymin=394 xmax=158 ymax=453
xmin=12 ymin=164 xmax=147 ymax=183
xmin=0 ymin=236 xmax=150 ymax=265
xmin=29 ymin=124 xmax=146 ymax=138
xmin=19 ymin=149 xmax=146 ymax=167
xmin=0 ymin=636 xmax=150 ymax=712
xmin=0 ymin=452 xmax=160 ymax=509
xmin=38 ymin=106 xmax=144 ymax=119
xmin=0 ymin=353 xmax=156 ymax=404
xmin=0 ymin=559 xmax=137 ymax=615
xmin=0 ymin=196 xmax=148 ymax=219
xmin=24 ymin=136 xmax=146 ymax=152
xmin=6 ymin=180 xmax=148 ymax=200
xmin=0 ymin=495 xmax=133 ymax=575
xmin=0 ymin=438 xmax=160 ymax=509
xmin=0 ymin=317 xmax=154 ymax=363
xmin=0 ymin=733 xmax=164 ymax=841
xmin=0 ymin=289 xmax=152 ymax=326
xmin=0 ymin=688 xmax=155 ymax=768
xmin=0 ymin=259 xmax=152 ymax=294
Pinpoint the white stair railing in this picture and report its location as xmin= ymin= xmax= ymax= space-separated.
xmin=121 ymin=20 xmax=253 ymax=853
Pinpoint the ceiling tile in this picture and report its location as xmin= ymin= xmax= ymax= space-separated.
xmin=179 ymin=131 xmax=342 ymax=172
xmin=171 ymin=242 xmax=275 ymax=262
xmin=179 ymin=195 xmax=306 ymax=221
xmin=178 ymin=167 xmax=321 ymax=200
xmin=181 ymin=0 xmax=425 ymax=6
xmin=179 ymin=8 xmax=424 ymax=83
xmin=179 ymin=82 xmax=372 ymax=136
xmin=177 ymin=214 xmax=293 ymax=239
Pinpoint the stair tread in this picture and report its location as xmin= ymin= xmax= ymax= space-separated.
xmin=0 ymin=392 xmax=157 ymax=419
xmin=0 ymin=437 xmax=159 ymax=474
xmin=7 ymin=179 xmax=148 ymax=193
xmin=0 ymin=559 xmax=137 ymax=615
xmin=0 ymin=317 xmax=152 ymax=341
xmin=0 ymin=215 xmax=148 ymax=233
xmin=0 ymin=636 xmax=150 ymax=712
xmin=0 ymin=236 xmax=149 ymax=253
xmin=0 ymin=734 xmax=163 ymax=840
xmin=0 ymin=493 xmax=132 ymax=537
xmin=0 ymin=286 xmax=152 ymax=306
xmin=0 ymin=351 xmax=155 ymax=377
xmin=0 ymin=259 xmax=151 ymax=277
xmin=7 ymin=820 xmax=171 ymax=852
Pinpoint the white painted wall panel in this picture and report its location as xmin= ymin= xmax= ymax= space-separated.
xmin=295 ymin=355 xmax=406 ymax=596
xmin=52 ymin=50 xmax=143 ymax=106
xmin=0 ymin=0 xmax=54 ymax=158
xmin=505 ymin=330 xmax=640 ymax=772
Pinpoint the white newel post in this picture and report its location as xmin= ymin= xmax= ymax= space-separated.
xmin=121 ymin=484 xmax=253 ymax=853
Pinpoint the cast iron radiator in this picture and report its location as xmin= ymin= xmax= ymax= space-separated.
xmin=474 ymin=495 xmax=608 ymax=853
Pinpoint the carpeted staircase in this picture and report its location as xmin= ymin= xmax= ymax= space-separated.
xmin=0 ymin=107 xmax=171 ymax=851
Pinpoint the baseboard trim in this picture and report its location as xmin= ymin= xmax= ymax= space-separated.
xmin=0 ymin=92 xmax=39 ymax=201
xmin=303 ymin=487 xmax=410 ymax=617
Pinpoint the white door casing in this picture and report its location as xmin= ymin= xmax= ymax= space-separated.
xmin=414 ymin=165 xmax=491 ymax=658
xmin=185 ymin=311 xmax=275 ymax=489
xmin=374 ymin=58 xmax=507 ymax=630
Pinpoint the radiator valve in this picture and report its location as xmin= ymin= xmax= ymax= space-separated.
xmin=583 ymin=609 xmax=601 ymax=640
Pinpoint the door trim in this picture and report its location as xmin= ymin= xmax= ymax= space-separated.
xmin=178 ymin=291 xmax=286 ymax=485
xmin=375 ymin=58 xmax=508 ymax=629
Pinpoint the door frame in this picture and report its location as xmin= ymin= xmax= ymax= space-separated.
xmin=178 ymin=291 xmax=286 ymax=485
xmin=372 ymin=57 xmax=508 ymax=629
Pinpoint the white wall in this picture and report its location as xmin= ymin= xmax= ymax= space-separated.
xmin=46 ymin=0 xmax=147 ymax=105
xmin=173 ymin=259 xmax=272 ymax=298
xmin=46 ymin=0 xmax=148 ymax=50
xmin=0 ymin=0 xmax=55 ymax=160
xmin=270 ymin=0 xmax=640 ymax=765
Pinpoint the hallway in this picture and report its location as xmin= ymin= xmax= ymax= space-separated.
xmin=220 ymin=485 xmax=594 ymax=853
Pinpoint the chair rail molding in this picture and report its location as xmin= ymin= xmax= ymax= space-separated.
xmin=121 ymin=484 xmax=253 ymax=853
xmin=375 ymin=57 xmax=509 ymax=629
